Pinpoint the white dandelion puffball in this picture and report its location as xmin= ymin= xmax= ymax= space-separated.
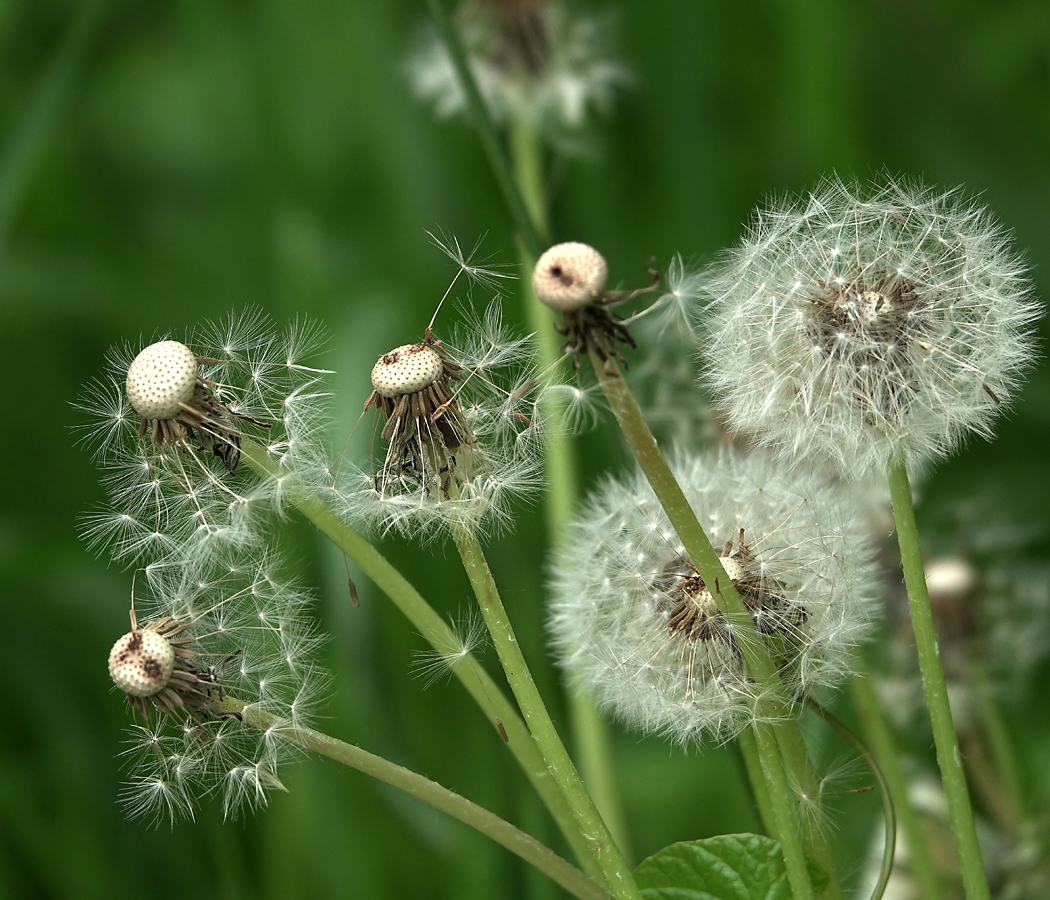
xmin=371 ymin=343 xmax=445 ymax=398
xmin=533 ymin=242 xmax=608 ymax=311
xmin=548 ymin=448 xmax=878 ymax=744
xmin=126 ymin=340 xmax=198 ymax=420
xmin=697 ymin=176 xmax=1041 ymax=480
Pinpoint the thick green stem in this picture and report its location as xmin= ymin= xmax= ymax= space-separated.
xmin=450 ymin=522 xmax=642 ymax=900
xmin=887 ymin=459 xmax=990 ymax=900
xmin=240 ymin=442 xmax=600 ymax=881
xmin=737 ymin=727 xmax=778 ymax=838
xmin=851 ymin=670 xmax=943 ymax=900
xmin=587 ymin=349 xmax=839 ymax=897
xmin=753 ymin=722 xmax=816 ymax=900
xmin=212 ymin=695 xmax=608 ymax=900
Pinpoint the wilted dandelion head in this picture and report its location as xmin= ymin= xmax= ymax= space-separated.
xmin=339 ymin=303 xmax=543 ymax=541
xmin=548 ymin=448 xmax=878 ymax=745
xmin=77 ymin=311 xmax=332 ymax=565
xmin=407 ymin=0 xmax=631 ymax=152
xmin=697 ymin=175 xmax=1041 ymax=480
xmin=110 ymin=553 xmax=325 ymax=824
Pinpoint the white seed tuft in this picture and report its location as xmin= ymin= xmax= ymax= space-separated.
xmin=533 ymin=242 xmax=608 ymax=311
xmin=126 ymin=341 xmax=198 ymax=420
xmin=109 ymin=630 xmax=175 ymax=698
xmin=371 ymin=344 xmax=444 ymax=398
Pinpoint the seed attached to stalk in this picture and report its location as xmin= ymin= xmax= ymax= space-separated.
xmin=532 ymin=241 xmax=659 ymax=369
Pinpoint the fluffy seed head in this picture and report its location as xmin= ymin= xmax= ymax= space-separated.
xmin=549 ymin=448 xmax=878 ymax=744
xmin=126 ymin=340 xmax=198 ymax=420
xmin=109 ymin=630 xmax=176 ymax=698
xmin=370 ymin=343 xmax=445 ymax=398
xmin=533 ymin=242 xmax=608 ymax=311
xmin=696 ymin=175 xmax=1042 ymax=480
xmin=113 ymin=553 xmax=326 ymax=824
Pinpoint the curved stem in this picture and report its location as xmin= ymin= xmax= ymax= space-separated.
xmin=450 ymin=521 xmax=642 ymax=900
xmin=212 ymin=695 xmax=608 ymax=900
xmin=806 ymin=700 xmax=896 ymax=900
xmin=851 ymin=667 xmax=943 ymax=900
xmin=887 ymin=459 xmax=990 ymax=900
xmin=240 ymin=441 xmax=601 ymax=881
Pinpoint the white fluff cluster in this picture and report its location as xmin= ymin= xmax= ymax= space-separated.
xmin=697 ymin=176 xmax=1041 ymax=480
xmin=78 ymin=311 xmax=332 ymax=564
xmin=337 ymin=303 xmax=543 ymax=541
xmin=118 ymin=553 xmax=324 ymax=823
xmin=408 ymin=2 xmax=631 ymax=152
xmin=548 ymin=448 xmax=878 ymax=744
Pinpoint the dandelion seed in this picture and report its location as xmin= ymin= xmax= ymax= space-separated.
xmin=696 ymin=175 xmax=1042 ymax=480
xmin=548 ymin=448 xmax=878 ymax=745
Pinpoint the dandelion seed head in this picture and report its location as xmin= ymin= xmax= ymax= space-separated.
xmin=109 ymin=629 xmax=176 ymax=698
xmin=112 ymin=553 xmax=325 ymax=824
xmin=696 ymin=175 xmax=1042 ymax=479
xmin=549 ymin=448 xmax=878 ymax=745
xmin=371 ymin=343 xmax=445 ymax=398
xmin=126 ymin=341 xmax=198 ymax=420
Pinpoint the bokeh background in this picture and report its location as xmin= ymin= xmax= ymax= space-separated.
xmin=3 ymin=0 xmax=1049 ymax=897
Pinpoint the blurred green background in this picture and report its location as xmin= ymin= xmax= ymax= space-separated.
xmin=2 ymin=0 xmax=1049 ymax=897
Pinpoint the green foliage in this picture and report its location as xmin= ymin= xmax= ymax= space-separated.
xmin=634 ymin=835 xmax=828 ymax=900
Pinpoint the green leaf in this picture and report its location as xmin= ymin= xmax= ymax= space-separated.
xmin=634 ymin=834 xmax=828 ymax=900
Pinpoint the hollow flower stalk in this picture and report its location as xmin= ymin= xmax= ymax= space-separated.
xmin=109 ymin=552 xmax=325 ymax=823
xmin=549 ymin=448 xmax=878 ymax=744
xmin=696 ymin=176 xmax=1041 ymax=480
xmin=78 ymin=311 xmax=331 ymax=564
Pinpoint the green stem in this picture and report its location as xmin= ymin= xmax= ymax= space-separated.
xmin=425 ymin=0 xmax=544 ymax=259
xmin=887 ymin=459 xmax=990 ymax=900
xmin=851 ymin=669 xmax=943 ymax=900
xmin=586 ymin=349 xmax=837 ymax=897
xmin=773 ymin=722 xmax=840 ymax=895
xmin=212 ymin=695 xmax=608 ymax=900
xmin=737 ymin=726 xmax=778 ymax=838
xmin=509 ymin=111 xmax=631 ymax=860
xmin=806 ymin=700 xmax=896 ymax=900
xmin=450 ymin=521 xmax=642 ymax=900
xmin=753 ymin=722 xmax=816 ymax=900
xmin=240 ymin=441 xmax=601 ymax=882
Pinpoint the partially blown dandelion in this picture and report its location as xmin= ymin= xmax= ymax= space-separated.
xmin=339 ymin=304 xmax=543 ymax=540
xmin=548 ymin=448 xmax=877 ymax=744
xmin=78 ymin=311 xmax=331 ymax=564
xmin=110 ymin=554 xmax=325 ymax=823
xmin=697 ymin=176 xmax=1041 ymax=479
